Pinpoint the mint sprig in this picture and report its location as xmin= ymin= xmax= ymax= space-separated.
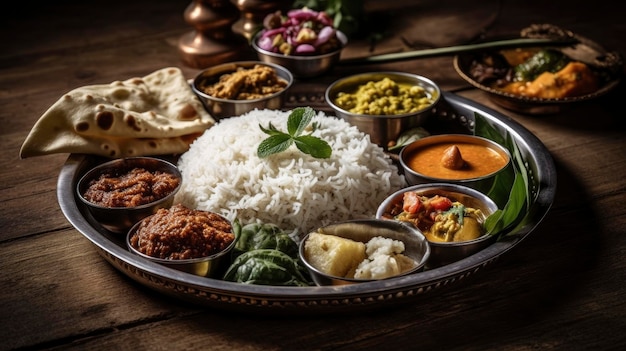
xmin=257 ymin=107 xmax=332 ymax=159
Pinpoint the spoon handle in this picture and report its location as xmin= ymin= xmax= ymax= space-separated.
xmin=340 ymin=38 xmax=578 ymax=64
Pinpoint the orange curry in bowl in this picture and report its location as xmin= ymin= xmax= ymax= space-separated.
xmin=401 ymin=135 xmax=509 ymax=181
xmin=405 ymin=141 xmax=507 ymax=180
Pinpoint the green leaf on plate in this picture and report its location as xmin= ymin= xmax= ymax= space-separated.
xmin=257 ymin=107 xmax=332 ymax=159
xmin=257 ymin=134 xmax=293 ymax=158
xmin=259 ymin=122 xmax=284 ymax=136
xmin=287 ymin=106 xmax=315 ymax=136
xmin=388 ymin=127 xmax=431 ymax=151
xmin=294 ymin=135 xmax=332 ymax=159
xmin=474 ymin=112 xmax=532 ymax=236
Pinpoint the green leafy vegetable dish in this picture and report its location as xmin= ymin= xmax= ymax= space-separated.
xmin=223 ymin=221 xmax=313 ymax=286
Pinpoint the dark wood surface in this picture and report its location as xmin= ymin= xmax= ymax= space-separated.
xmin=2 ymin=0 xmax=625 ymax=350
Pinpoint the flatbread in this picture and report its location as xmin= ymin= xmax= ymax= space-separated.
xmin=20 ymin=67 xmax=214 ymax=158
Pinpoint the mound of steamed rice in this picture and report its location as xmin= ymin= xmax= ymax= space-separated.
xmin=174 ymin=108 xmax=407 ymax=235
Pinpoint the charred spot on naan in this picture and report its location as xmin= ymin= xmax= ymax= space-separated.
xmin=127 ymin=78 xmax=144 ymax=85
xmin=178 ymin=103 xmax=202 ymax=120
xmin=75 ymin=121 xmax=89 ymax=132
xmin=124 ymin=114 xmax=142 ymax=132
xmin=96 ymin=111 xmax=115 ymax=130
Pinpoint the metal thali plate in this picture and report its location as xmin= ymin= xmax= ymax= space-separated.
xmin=57 ymin=92 xmax=556 ymax=315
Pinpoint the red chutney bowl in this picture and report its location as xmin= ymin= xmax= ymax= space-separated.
xmin=76 ymin=157 xmax=182 ymax=234
xmin=126 ymin=205 xmax=236 ymax=278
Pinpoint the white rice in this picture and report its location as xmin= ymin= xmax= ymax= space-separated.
xmin=174 ymin=108 xmax=407 ymax=236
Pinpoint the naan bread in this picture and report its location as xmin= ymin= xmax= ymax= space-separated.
xmin=20 ymin=67 xmax=214 ymax=158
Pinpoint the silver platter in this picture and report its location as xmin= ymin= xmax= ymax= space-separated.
xmin=57 ymin=92 xmax=556 ymax=315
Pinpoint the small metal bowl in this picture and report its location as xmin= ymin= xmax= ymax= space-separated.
xmin=399 ymin=134 xmax=511 ymax=193
xmin=325 ymin=72 xmax=441 ymax=148
xmin=76 ymin=157 xmax=181 ymax=234
xmin=192 ymin=61 xmax=293 ymax=119
xmin=126 ymin=211 xmax=236 ymax=277
xmin=376 ymin=183 xmax=499 ymax=267
xmin=299 ymin=219 xmax=430 ymax=286
xmin=251 ymin=31 xmax=347 ymax=78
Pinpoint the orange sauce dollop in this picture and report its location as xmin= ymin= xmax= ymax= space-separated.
xmin=406 ymin=142 xmax=507 ymax=180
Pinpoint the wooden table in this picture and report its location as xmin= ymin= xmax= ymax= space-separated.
xmin=2 ymin=0 xmax=625 ymax=350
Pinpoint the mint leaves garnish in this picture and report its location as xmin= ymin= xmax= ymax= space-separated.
xmin=257 ymin=107 xmax=332 ymax=159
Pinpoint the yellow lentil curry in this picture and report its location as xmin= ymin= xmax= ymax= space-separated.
xmin=333 ymin=77 xmax=434 ymax=115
